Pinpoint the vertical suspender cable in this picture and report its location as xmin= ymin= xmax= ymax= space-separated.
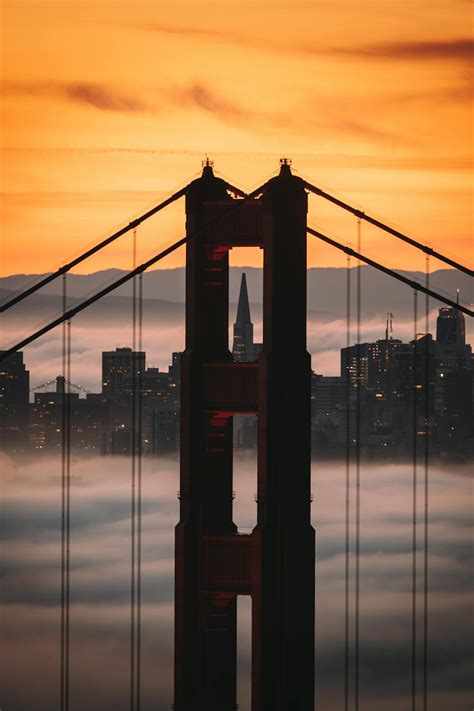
xmin=412 ymin=289 xmax=418 ymax=711
xmin=65 ymin=317 xmax=72 ymax=711
xmin=60 ymin=275 xmax=67 ymax=711
xmin=136 ymin=272 xmax=143 ymax=711
xmin=355 ymin=218 xmax=362 ymax=711
xmin=130 ymin=228 xmax=137 ymax=711
xmin=60 ymin=278 xmax=72 ymax=711
xmin=423 ymin=260 xmax=430 ymax=711
xmin=344 ymin=254 xmax=351 ymax=711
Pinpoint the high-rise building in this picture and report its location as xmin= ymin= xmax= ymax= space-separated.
xmin=0 ymin=350 xmax=30 ymax=451
xmin=436 ymin=306 xmax=465 ymax=348
xmin=232 ymin=274 xmax=259 ymax=447
xmin=169 ymin=351 xmax=182 ymax=382
xmin=0 ymin=350 xmax=29 ymax=405
xmin=341 ymin=334 xmax=404 ymax=393
xmin=232 ymin=273 xmax=260 ymax=361
xmin=102 ymin=347 xmax=145 ymax=397
xmin=150 ymin=405 xmax=179 ymax=452
xmin=340 ymin=342 xmax=370 ymax=388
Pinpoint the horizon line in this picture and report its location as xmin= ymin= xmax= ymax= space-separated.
xmin=0 ymin=264 xmax=464 ymax=280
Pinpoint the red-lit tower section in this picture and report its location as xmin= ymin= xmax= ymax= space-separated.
xmin=174 ymin=160 xmax=314 ymax=710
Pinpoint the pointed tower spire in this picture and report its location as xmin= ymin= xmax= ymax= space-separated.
xmin=236 ymin=272 xmax=251 ymax=324
xmin=233 ymin=273 xmax=254 ymax=361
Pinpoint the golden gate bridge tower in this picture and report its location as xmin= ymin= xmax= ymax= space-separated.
xmin=174 ymin=159 xmax=315 ymax=710
xmin=2 ymin=154 xmax=472 ymax=711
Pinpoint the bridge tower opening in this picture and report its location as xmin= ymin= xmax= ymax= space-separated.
xmin=174 ymin=159 xmax=315 ymax=710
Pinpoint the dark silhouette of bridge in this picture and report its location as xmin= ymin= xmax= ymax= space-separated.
xmin=1 ymin=159 xmax=472 ymax=711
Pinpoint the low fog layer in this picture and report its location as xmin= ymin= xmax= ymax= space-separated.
xmin=1 ymin=453 xmax=472 ymax=710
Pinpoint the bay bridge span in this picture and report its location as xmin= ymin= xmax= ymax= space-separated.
xmin=1 ymin=159 xmax=472 ymax=711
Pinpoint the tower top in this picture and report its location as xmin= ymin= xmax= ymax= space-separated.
xmin=279 ymin=157 xmax=292 ymax=176
xmin=202 ymin=156 xmax=214 ymax=178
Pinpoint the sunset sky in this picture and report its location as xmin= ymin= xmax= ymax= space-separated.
xmin=1 ymin=0 xmax=472 ymax=276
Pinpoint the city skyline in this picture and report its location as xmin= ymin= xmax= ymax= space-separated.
xmin=2 ymin=298 xmax=471 ymax=460
xmin=10 ymin=298 xmax=474 ymax=393
xmin=2 ymin=263 xmax=472 ymax=394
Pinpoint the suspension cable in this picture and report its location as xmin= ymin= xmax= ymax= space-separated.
xmin=344 ymin=253 xmax=351 ymax=711
xmin=130 ymin=229 xmax=137 ymax=711
xmin=304 ymin=181 xmax=473 ymax=276
xmin=3 ymin=193 xmax=471 ymax=366
xmin=412 ymin=289 xmax=418 ymax=711
xmin=65 ymin=318 xmax=71 ymax=711
xmin=60 ymin=275 xmax=67 ymax=711
xmin=0 ymin=185 xmax=190 ymax=313
xmin=423 ymin=259 xmax=430 ymax=711
xmin=0 ymin=176 xmax=247 ymax=314
xmin=306 ymin=228 xmax=473 ymax=318
xmin=0 ymin=181 xmax=269 ymax=362
xmin=354 ymin=218 xmax=362 ymax=711
xmin=60 ymin=278 xmax=72 ymax=711
xmin=136 ymin=272 xmax=143 ymax=711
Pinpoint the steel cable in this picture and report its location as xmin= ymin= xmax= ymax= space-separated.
xmin=354 ymin=218 xmax=361 ymax=711
xmin=60 ymin=277 xmax=72 ymax=711
xmin=65 ymin=318 xmax=71 ymax=711
xmin=423 ymin=260 xmax=430 ymax=711
xmin=130 ymin=229 xmax=138 ymax=711
xmin=344 ymin=254 xmax=351 ymax=711
xmin=0 ymin=184 xmax=190 ymax=313
xmin=1 ymin=181 xmax=269 ymax=362
xmin=412 ymin=289 xmax=418 ymax=711
xmin=60 ymin=276 xmax=67 ymax=711
xmin=304 ymin=181 xmax=473 ymax=276
xmin=136 ymin=272 xmax=143 ymax=711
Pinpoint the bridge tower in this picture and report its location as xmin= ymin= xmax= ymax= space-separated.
xmin=174 ymin=160 xmax=315 ymax=710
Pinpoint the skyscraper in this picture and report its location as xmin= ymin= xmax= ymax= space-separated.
xmin=0 ymin=350 xmax=30 ymax=451
xmin=232 ymin=273 xmax=257 ymax=361
xmin=232 ymin=274 xmax=259 ymax=447
xmin=436 ymin=306 xmax=465 ymax=348
xmin=101 ymin=347 xmax=145 ymax=397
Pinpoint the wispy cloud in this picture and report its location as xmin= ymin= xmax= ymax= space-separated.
xmin=334 ymin=38 xmax=474 ymax=62
xmin=127 ymin=25 xmax=472 ymax=112
xmin=136 ymin=23 xmax=230 ymax=40
xmin=2 ymin=78 xmax=248 ymax=122
xmin=168 ymin=82 xmax=246 ymax=119
xmin=1 ymin=74 xmax=447 ymax=147
xmin=132 ymin=22 xmax=473 ymax=66
xmin=2 ymin=81 xmax=147 ymax=112
xmin=132 ymin=22 xmax=275 ymax=51
xmin=328 ymin=117 xmax=397 ymax=142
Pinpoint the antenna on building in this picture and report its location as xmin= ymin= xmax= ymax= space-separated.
xmin=456 ymin=289 xmax=460 ymax=305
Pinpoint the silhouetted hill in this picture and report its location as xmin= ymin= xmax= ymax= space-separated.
xmin=1 ymin=267 xmax=471 ymax=321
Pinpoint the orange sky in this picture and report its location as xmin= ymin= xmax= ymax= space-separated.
xmin=0 ymin=0 xmax=472 ymax=276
